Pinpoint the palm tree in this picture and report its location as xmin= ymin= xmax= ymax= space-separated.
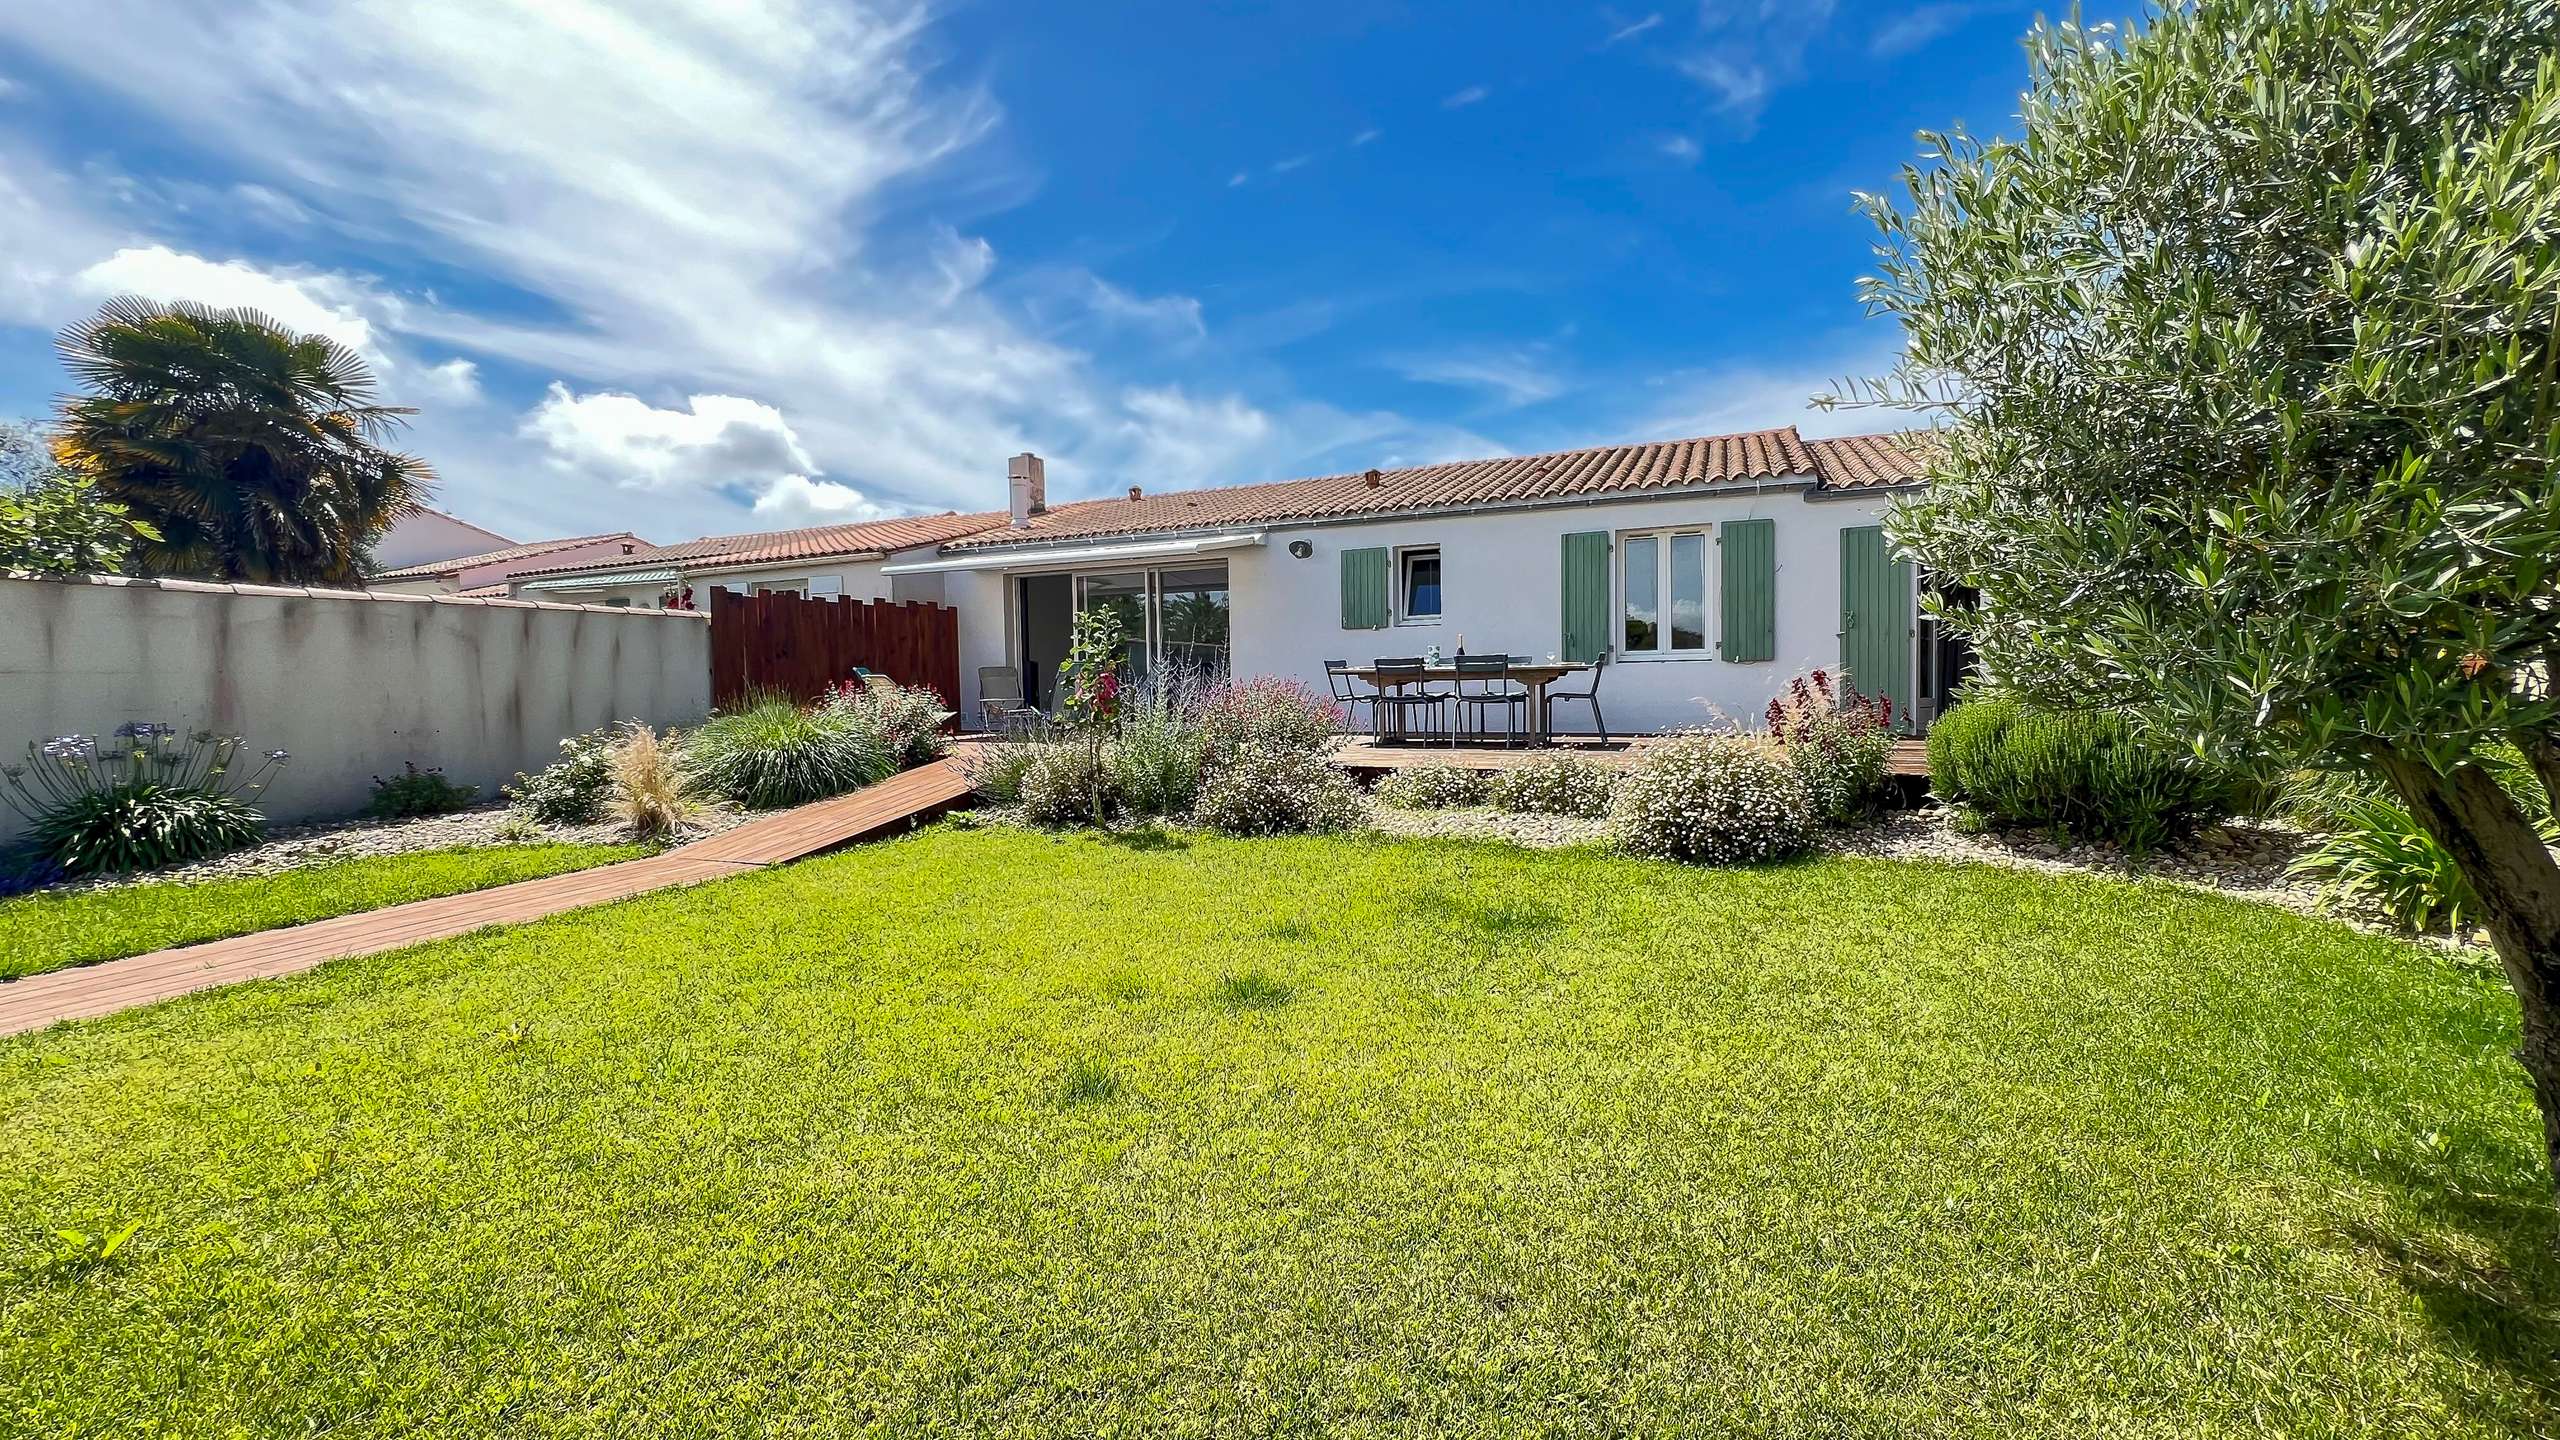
xmin=51 ymin=297 xmax=433 ymax=583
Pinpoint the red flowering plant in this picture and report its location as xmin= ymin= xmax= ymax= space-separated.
xmin=1762 ymin=669 xmax=1896 ymax=825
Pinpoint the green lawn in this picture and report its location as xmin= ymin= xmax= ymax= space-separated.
xmin=3 ymin=828 xmax=2554 ymax=1435
xmin=0 ymin=842 xmax=644 ymax=980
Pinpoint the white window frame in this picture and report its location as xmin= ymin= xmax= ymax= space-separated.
xmin=1617 ymin=527 xmax=1712 ymax=662
xmin=1395 ymin=545 xmax=1443 ymax=626
xmin=752 ymin=578 xmax=810 ymax=597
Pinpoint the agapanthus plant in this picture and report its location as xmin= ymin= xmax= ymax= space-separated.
xmin=0 ymin=723 xmax=288 ymax=874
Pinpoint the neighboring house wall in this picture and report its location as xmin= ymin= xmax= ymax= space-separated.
xmin=372 ymin=510 xmax=514 ymax=571
xmin=0 ymin=575 xmax=710 ymax=843
xmin=943 ymin=483 xmax=1907 ymax=734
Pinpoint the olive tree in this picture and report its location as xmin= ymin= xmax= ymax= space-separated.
xmin=1841 ymin=0 xmax=2560 ymax=1185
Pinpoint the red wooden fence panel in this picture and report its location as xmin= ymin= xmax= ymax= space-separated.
xmin=707 ymin=589 xmax=964 ymax=713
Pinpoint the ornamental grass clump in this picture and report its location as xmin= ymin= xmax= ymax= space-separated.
xmin=0 ymin=724 xmax=287 ymax=876
xmin=1765 ymin=670 xmax=1895 ymax=825
xmin=1375 ymin=764 xmax=1489 ymax=810
xmin=683 ymin=692 xmax=889 ymax=809
xmin=609 ymin=723 xmax=698 ymax=841
xmin=1108 ymin=674 xmax=1213 ymax=819
xmin=1608 ymin=734 xmax=1814 ymax=866
xmin=1487 ymin=755 xmax=1618 ymax=818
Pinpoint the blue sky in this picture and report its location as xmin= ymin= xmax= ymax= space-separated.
xmin=0 ymin=2 xmax=2048 ymax=543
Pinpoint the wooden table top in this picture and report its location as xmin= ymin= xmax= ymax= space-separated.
xmin=1342 ymin=660 xmax=1589 ymax=684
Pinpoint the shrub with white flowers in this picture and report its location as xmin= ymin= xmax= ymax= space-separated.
xmin=1375 ymin=764 xmax=1489 ymax=810
xmin=1487 ymin=755 xmax=1618 ymax=818
xmin=1019 ymin=740 xmax=1118 ymax=826
xmin=1191 ymin=739 xmax=1364 ymax=836
xmin=1608 ymin=735 xmax=1815 ymax=865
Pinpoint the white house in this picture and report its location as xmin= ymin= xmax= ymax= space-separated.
xmin=506 ymin=512 xmax=1007 ymax=610
xmin=370 ymin=507 xmax=519 ymax=572
xmin=884 ymin=426 xmax=1953 ymax=735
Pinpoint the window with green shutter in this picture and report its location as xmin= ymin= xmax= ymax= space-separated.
xmin=1719 ymin=518 xmax=1775 ymax=662
xmin=1340 ymin=546 xmax=1390 ymax=629
xmin=1559 ymin=531 xmax=1610 ymax=662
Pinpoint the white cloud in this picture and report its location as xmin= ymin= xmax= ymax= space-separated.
xmin=750 ymin=473 xmax=898 ymax=525
xmin=415 ymin=357 xmax=483 ymax=404
xmin=1657 ymin=134 xmax=1702 ymax=163
xmin=1620 ymin=335 xmax=1910 ymax=444
xmin=1227 ymin=170 xmax=1250 ymax=188
xmin=0 ymin=1 xmax=1516 ymax=539
xmin=1441 ymin=84 xmax=1490 ymax=109
xmin=1673 ymin=1 xmax=1839 ymax=124
xmin=72 ymin=244 xmax=380 ymax=358
xmin=522 ymin=384 xmax=823 ymax=507
xmin=1079 ymin=277 xmax=1206 ymax=339
xmin=1604 ymin=13 xmax=1663 ymax=45
xmin=1270 ymin=154 xmax=1314 ymax=176
xmin=1350 ymin=128 xmax=1382 ymax=147
xmin=1870 ymin=3 xmax=1978 ymax=58
xmin=1393 ymin=348 xmax=1565 ymax=409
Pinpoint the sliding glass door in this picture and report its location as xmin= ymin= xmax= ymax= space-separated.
xmin=1033 ymin=562 xmax=1232 ymax=694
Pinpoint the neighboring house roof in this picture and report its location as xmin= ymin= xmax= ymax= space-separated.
xmin=513 ymin=510 xmax=1008 ymax=582
xmin=1805 ymin=432 xmax=1938 ymax=490
xmin=945 ymin=426 xmax=1929 ymax=552
xmin=372 ymin=532 xmax=651 ymax=581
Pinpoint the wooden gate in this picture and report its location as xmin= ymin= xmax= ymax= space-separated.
xmin=706 ymin=589 xmax=961 ymax=711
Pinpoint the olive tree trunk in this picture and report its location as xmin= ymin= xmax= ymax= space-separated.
xmin=2380 ymin=751 xmax=2560 ymax=1191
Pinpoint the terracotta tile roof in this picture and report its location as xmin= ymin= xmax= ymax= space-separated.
xmin=514 ymin=510 xmax=1009 ymax=580
xmin=371 ymin=532 xmax=649 ymax=581
xmin=947 ymin=428 xmax=1847 ymax=552
xmin=1805 ymin=432 xmax=1935 ymax=490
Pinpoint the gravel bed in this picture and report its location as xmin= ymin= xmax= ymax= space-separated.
xmin=27 ymin=802 xmax=755 ymax=897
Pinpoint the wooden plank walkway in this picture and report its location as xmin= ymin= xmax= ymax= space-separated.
xmin=0 ymin=757 xmax=977 ymax=1037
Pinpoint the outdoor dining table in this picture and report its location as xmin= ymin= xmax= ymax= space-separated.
xmin=1344 ymin=659 xmax=1592 ymax=745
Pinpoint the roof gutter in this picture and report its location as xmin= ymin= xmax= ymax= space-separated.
xmin=929 ymin=474 xmax=1824 ymax=559
xmin=883 ymin=531 xmax=1266 ymax=575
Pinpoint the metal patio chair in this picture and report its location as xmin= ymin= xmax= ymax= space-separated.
xmin=976 ymin=666 xmax=1041 ymax=736
xmin=1368 ymin=657 xmax=1447 ymax=744
xmin=1540 ymin=652 xmax=1610 ymax=745
xmin=1449 ymin=654 xmax=1529 ymax=748
xmin=1322 ymin=660 xmax=1376 ymax=736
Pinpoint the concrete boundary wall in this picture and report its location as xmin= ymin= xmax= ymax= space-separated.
xmin=0 ymin=575 xmax=711 ymax=841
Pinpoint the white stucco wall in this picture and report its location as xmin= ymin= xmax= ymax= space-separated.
xmin=0 ymin=575 xmax=711 ymax=841
xmin=939 ymin=483 xmax=1907 ymax=734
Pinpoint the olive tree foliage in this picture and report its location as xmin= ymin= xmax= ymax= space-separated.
xmin=1837 ymin=0 xmax=2560 ymax=1185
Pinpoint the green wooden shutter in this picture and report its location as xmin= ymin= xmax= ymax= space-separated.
xmin=1719 ymin=519 xmax=1775 ymax=662
xmin=1340 ymin=547 xmax=1389 ymax=629
xmin=1559 ymin=531 xmax=1610 ymax=662
xmin=1839 ymin=524 xmax=1915 ymax=719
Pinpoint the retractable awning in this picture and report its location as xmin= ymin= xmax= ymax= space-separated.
xmin=516 ymin=568 xmax=680 ymax=594
xmin=879 ymin=531 xmax=1265 ymax=575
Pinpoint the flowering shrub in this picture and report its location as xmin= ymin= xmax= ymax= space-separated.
xmin=505 ymin=727 xmax=617 ymax=824
xmin=1059 ymin=608 xmax=1127 ymax=728
xmin=364 ymin=761 xmax=479 ymax=818
xmin=1019 ymin=739 xmax=1118 ymax=825
xmin=1191 ymin=740 xmax=1364 ymax=836
xmin=1608 ymin=735 xmax=1815 ymax=865
xmin=1488 ymin=755 xmax=1619 ymax=818
xmin=823 ymin=681 xmax=954 ymax=769
xmin=1376 ymin=764 xmax=1489 ymax=809
xmin=0 ymin=724 xmax=287 ymax=875
xmin=1200 ymin=677 xmax=1341 ymax=761
xmin=1764 ymin=670 xmax=1895 ymax=825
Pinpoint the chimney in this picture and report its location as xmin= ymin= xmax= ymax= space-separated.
xmin=1127 ymin=485 xmax=1143 ymax=502
xmin=1007 ymin=452 xmax=1047 ymax=528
